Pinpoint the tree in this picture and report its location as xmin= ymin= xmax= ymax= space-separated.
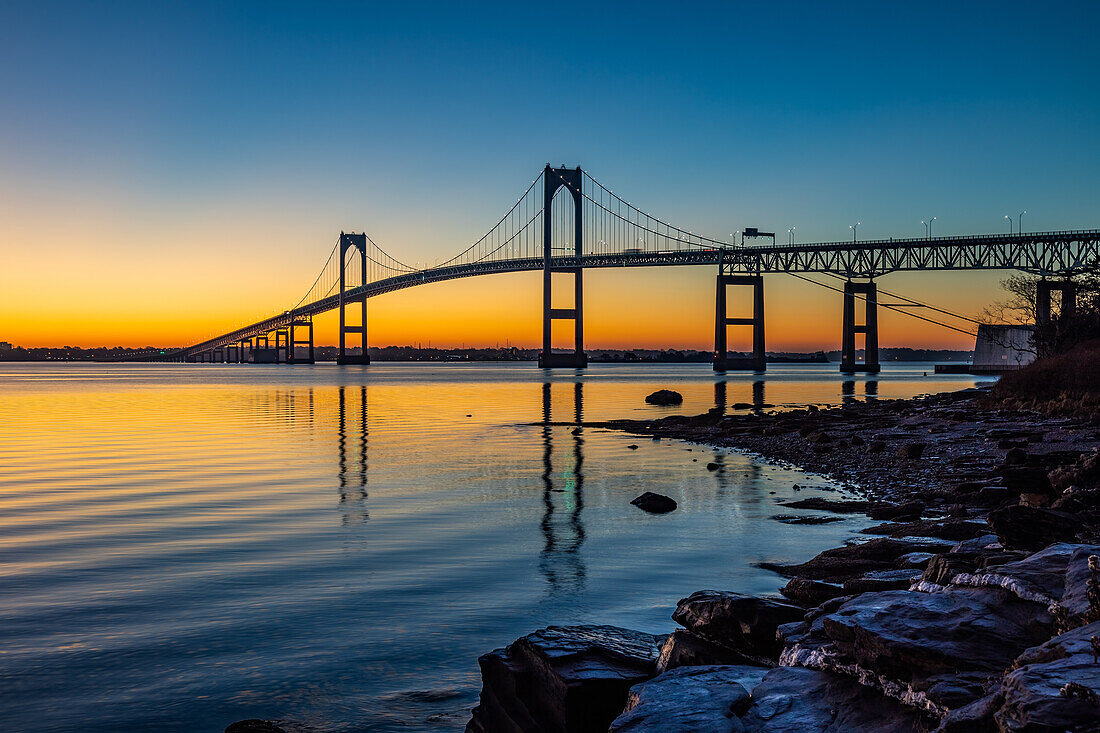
xmin=982 ymin=262 xmax=1100 ymax=358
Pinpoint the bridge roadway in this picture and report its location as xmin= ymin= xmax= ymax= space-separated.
xmin=175 ymin=228 xmax=1099 ymax=361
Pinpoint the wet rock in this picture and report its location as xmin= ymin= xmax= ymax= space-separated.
xmin=897 ymin=552 xmax=936 ymax=569
xmin=821 ymin=587 xmax=1054 ymax=681
xmin=770 ymin=514 xmax=845 ymax=525
xmin=841 ymin=568 xmax=923 ymax=593
xmin=778 ymin=498 xmax=871 ymax=513
xmin=1056 ymin=545 xmax=1100 ymax=625
xmin=466 ymin=625 xmax=660 ymax=733
xmin=861 ymin=519 xmax=987 ymax=541
xmin=949 ymin=542 xmax=1099 ymax=606
xmin=761 ymin=537 xmax=955 ymax=581
xmin=996 ymin=621 xmax=1100 ymax=732
xmin=738 ymin=667 xmax=929 ymax=732
xmin=989 ymin=505 xmax=1082 ymax=551
xmin=610 ymin=665 xmax=758 ymax=732
xmin=897 ymin=443 xmax=926 ymax=460
xmin=936 ymin=693 xmax=1002 ymax=733
xmin=672 ymin=591 xmax=805 ymax=661
xmin=779 ymin=577 xmax=848 ymax=606
xmin=630 ymin=492 xmax=677 ymax=514
xmin=949 ymin=534 xmax=1001 ymax=555
xmin=656 ymin=629 xmax=757 ymax=673
xmin=225 ymin=722 xmax=287 ymax=733
xmin=869 ymin=501 xmax=926 ymax=520
xmin=645 ymin=389 xmax=683 ymax=406
xmin=867 ymin=440 xmax=887 ymax=454
xmin=1004 ymin=447 xmax=1028 ymax=465
xmin=706 ymin=462 xmax=719 ymax=471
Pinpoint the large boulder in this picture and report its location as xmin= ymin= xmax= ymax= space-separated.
xmin=738 ymin=667 xmax=929 ymax=732
xmin=609 ymin=665 xmax=758 ymax=732
xmin=995 ymin=620 xmax=1100 ymax=732
xmin=671 ymin=591 xmax=805 ymax=661
xmin=465 ymin=625 xmax=660 ymax=733
xmin=645 ymin=390 xmax=683 ymax=406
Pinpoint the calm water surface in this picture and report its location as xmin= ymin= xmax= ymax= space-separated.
xmin=0 ymin=362 xmax=992 ymax=732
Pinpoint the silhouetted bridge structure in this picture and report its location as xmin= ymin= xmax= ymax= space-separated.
xmin=160 ymin=165 xmax=1099 ymax=373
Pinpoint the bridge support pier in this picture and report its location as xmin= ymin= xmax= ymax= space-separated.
xmin=714 ymin=271 xmax=765 ymax=372
xmin=289 ymin=320 xmax=315 ymax=364
xmin=1036 ymin=279 xmax=1077 ymax=329
xmin=338 ymin=232 xmax=370 ymax=365
xmin=841 ymin=279 xmax=880 ymax=373
xmin=273 ymin=329 xmax=289 ymax=364
xmin=539 ymin=166 xmax=587 ymax=368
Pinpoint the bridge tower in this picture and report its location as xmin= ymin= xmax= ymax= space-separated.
xmin=338 ymin=232 xmax=370 ymax=365
xmin=840 ymin=280 xmax=880 ymax=373
xmin=539 ymin=166 xmax=587 ymax=368
xmin=1036 ymin=279 xmax=1077 ymax=329
xmin=714 ymin=254 xmax=766 ymax=372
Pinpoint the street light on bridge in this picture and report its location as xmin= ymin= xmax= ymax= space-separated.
xmin=1018 ymin=210 xmax=1027 ymax=234
xmin=850 ymin=222 xmax=861 ymax=243
xmin=787 ymin=227 xmax=796 ymax=245
xmin=1005 ymin=215 xmax=1013 ymax=234
xmin=922 ymin=217 xmax=936 ymax=239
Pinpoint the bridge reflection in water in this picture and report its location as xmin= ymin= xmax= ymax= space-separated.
xmin=841 ymin=379 xmax=879 ymax=403
xmin=538 ymin=381 xmax=586 ymax=595
xmin=336 ymin=385 xmax=369 ymax=526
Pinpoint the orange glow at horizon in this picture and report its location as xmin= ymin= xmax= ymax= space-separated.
xmin=0 ymin=182 xmax=1006 ymax=352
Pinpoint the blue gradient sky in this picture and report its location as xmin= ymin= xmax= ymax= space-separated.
xmin=2 ymin=1 xmax=1098 ymax=348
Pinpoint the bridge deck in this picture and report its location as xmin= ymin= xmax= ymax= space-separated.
xmin=174 ymin=229 xmax=1099 ymax=358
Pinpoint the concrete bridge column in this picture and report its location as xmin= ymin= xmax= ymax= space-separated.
xmin=539 ymin=165 xmax=587 ymax=368
xmin=841 ymin=279 xmax=880 ymax=374
xmin=338 ymin=232 xmax=370 ymax=365
xmin=289 ymin=320 xmax=315 ymax=364
xmin=274 ymin=329 xmax=289 ymax=364
xmin=714 ymin=271 xmax=765 ymax=372
xmin=1036 ymin=279 xmax=1077 ymax=328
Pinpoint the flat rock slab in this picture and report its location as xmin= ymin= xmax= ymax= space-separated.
xmin=761 ymin=537 xmax=955 ymax=581
xmin=610 ymin=665 xmax=759 ymax=732
xmin=821 ymin=587 xmax=1053 ymax=682
xmin=739 ymin=667 xmax=929 ymax=732
xmin=949 ymin=542 xmax=1100 ymax=606
xmin=996 ymin=620 xmax=1100 ymax=732
xmin=672 ymin=591 xmax=805 ymax=660
xmin=466 ymin=625 xmax=660 ymax=733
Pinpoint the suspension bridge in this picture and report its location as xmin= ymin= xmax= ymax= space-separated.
xmin=157 ymin=165 xmax=1099 ymax=373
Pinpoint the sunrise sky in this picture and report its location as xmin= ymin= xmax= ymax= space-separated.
xmin=2 ymin=2 xmax=1098 ymax=351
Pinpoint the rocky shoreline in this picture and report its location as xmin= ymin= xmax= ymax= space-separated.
xmin=464 ymin=386 xmax=1100 ymax=732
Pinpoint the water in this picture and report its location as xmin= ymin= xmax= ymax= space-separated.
xmin=0 ymin=362 xmax=992 ymax=732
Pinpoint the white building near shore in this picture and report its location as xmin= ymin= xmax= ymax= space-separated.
xmin=971 ymin=324 xmax=1035 ymax=374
